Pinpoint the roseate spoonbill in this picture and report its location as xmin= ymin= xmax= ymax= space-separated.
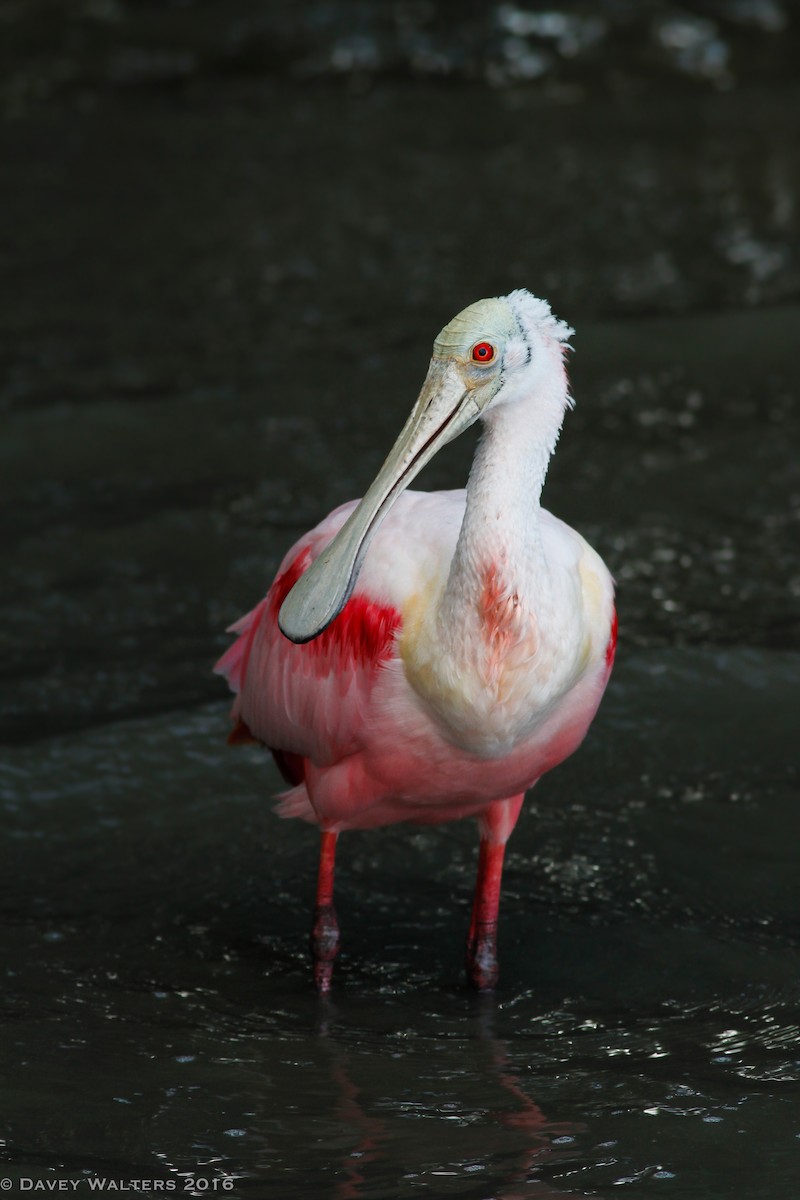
xmin=215 ymin=290 xmax=616 ymax=992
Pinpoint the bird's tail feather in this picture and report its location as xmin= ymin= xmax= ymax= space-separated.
xmin=274 ymin=785 xmax=317 ymax=824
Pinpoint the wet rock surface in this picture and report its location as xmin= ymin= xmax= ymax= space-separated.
xmin=1 ymin=2 xmax=798 ymax=1196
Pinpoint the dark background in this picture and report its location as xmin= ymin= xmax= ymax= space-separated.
xmin=2 ymin=2 xmax=798 ymax=1197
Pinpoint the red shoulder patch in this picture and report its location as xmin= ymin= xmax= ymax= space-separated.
xmin=268 ymin=547 xmax=313 ymax=622
xmin=269 ymin=546 xmax=401 ymax=670
xmin=605 ymin=608 xmax=618 ymax=669
xmin=315 ymin=593 xmax=402 ymax=669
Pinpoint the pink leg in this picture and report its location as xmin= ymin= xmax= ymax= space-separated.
xmin=466 ymin=838 xmax=506 ymax=990
xmin=465 ymin=794 xmax=525 ymax=991
xmin=310 ymin=830 xmax=340 ymax=994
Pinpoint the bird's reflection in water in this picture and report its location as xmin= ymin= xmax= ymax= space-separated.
xmin=328 ymin=1056 xmax=386 ymax=1199
xmin=471 ymin=998 xmax=585 ymax=1199
xmin=311 ymin=1000 xmax=388 ymax=1200
xmin=315 ymin=995 xmax=588 ymax=1200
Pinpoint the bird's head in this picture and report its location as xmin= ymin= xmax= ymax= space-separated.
xmin=279 ymin=290 xmax=573 ymax=643
xmin=429 ymin=289 xmax=574 ymax=426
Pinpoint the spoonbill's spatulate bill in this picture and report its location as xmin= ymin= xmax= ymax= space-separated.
xmin=215 ymin=290 xmax=617 ymax=992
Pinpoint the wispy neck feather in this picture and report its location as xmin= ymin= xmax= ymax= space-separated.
xmin=508 ymin=289 xmax=575 ymax=348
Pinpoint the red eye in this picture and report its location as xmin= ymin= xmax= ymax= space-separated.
xmin=471 ymin=341 xmax=495 ymax=364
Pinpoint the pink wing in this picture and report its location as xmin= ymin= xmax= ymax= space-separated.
xmin=214 ymin=522 xmax=402 ymax=773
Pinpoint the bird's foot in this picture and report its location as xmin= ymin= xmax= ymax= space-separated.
xmin=310 ymin=903 xmax=340 ymax=994
xmin=466 ymin=922 xmax=499 ymax=991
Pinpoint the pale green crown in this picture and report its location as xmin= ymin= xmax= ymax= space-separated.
xmin=432 ymin=297 xmax=518 ymax=359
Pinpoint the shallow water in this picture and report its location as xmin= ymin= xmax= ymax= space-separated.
xmin=3 ymin=647 xmax=798 ymax=1196
xmin=2 ymin=3 xmax=799 ymax=1197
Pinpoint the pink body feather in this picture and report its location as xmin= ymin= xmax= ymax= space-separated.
xmin=215 ymin=492 xmax=615 ymax=835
